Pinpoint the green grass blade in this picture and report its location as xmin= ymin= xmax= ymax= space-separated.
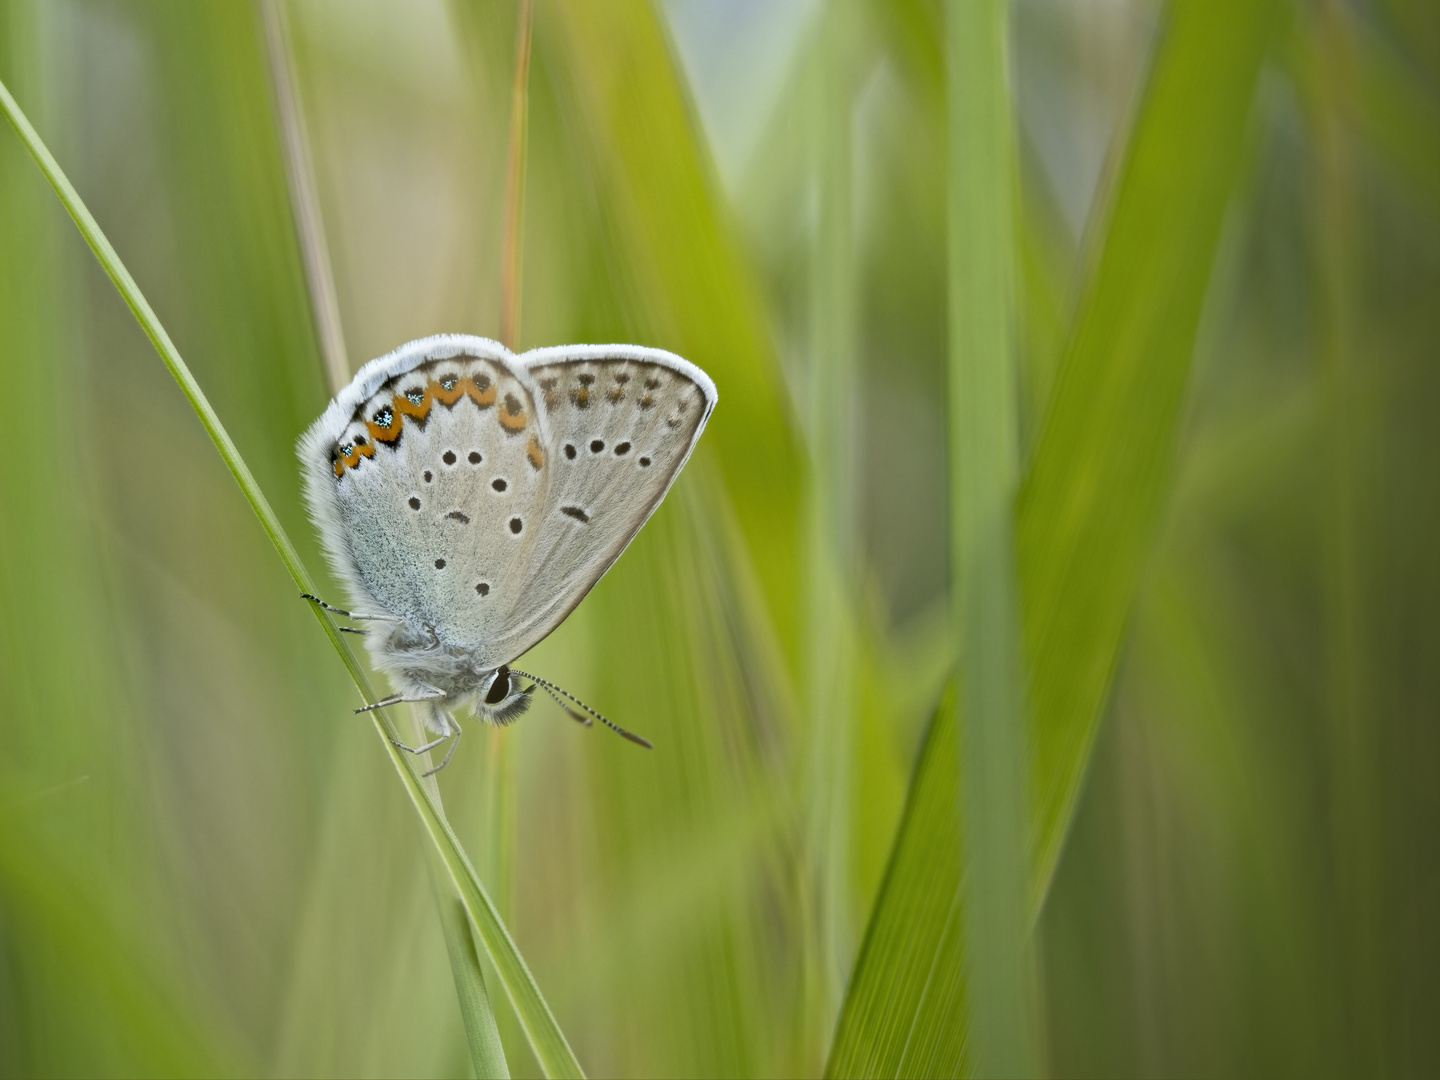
xmin=825 ymin=685 xmax=966 ymax=1079
xmin=257 ymin=0 xmax=350 ymax=395
xmin=0 ymin=75 xmax=584 ymax=1080
xmin=1019 ymin=0 xmax=1280 ymax=904
xmin=430 ymin=858 xmax=510 ymax=1078
xmin=825 ymin=1 xmax=1277 ymax=1073
xmin=544 ymin=0 xmax=806 ymax=661
xmin=945 ymin=0 xmax=1035 ymax=1075
xmin=802 ymin=0 xmax=861 ymax=1053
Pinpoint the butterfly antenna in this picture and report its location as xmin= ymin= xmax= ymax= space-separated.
xmin=509 ymin=668 xmax=653 ymax=749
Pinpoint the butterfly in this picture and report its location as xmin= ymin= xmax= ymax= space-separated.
xmin=298 ymin=334 xmax=717 ymax=771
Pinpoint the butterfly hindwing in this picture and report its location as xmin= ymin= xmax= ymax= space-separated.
xmin=309 ymin=341 xmax=551 ymax=654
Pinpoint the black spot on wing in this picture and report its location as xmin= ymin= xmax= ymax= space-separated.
xmin=561 ymin=506 xmax=590 ymax=523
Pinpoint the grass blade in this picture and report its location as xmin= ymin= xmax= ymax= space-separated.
xmin=826 ymin=686 xmax=967 ymax=1079
xmin=1019 ymin=0 xmax=1280 ymax=903
xmin=0 ymin=74 xmax=583 ymax=1080
xmin=802 ymin=0 xmax=861 ymax=1055
xmin=826 ymin=1 xmax=1277 ymax=1073
xmin=257 ymin=0 xmax=349 ymax=396
xmin=545 ymin=0 xmax=805 ymax=658
xmin=431 ymin=859 xmax=510 ymax=1078
xmin=944 ymin=0 xmax=1035 ymax=1074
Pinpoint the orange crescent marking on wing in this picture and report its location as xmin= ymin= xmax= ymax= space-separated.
xmin=335 ymin=437 xmax=375 ymax=475
xmin=526 ymin=434 xmax=545 ymax=470
xmin=394 ymin=387 xmax=433 ymax=421
xmin=498 ymin=392 xmax=528 ymax=433
xmin=465 ymin=375 xmax=498 ymax=409
xmin=366 ymin=411 xmax=403 ymax=446
xmin=430 ymin=376 xmax=465 ymax=406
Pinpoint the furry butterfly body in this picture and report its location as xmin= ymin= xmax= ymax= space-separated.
xmin=299 ymin=334 xmax=716 ymax=759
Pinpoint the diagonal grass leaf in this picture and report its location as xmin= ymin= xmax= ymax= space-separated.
xmin=0 ymin=74 xmax=583 ymax=1080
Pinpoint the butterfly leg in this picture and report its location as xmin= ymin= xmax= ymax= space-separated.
xmin=388 ymin=730 xmax=450 ymax=755
xmin=301 ymin=593 xmax=401 ymax=622
xmin=422 ymin=713 xmax=462 ymax=777
xmin=354 ymin=685 xmax=447 ymax=714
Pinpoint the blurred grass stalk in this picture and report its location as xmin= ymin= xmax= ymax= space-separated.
xmin=1308 ymin=3 xmax=1385 ymax=1068
xmin=803 ymin=0 xmax=859 ymax=1056
xmin=256 ymin=0 xmax=347 ymax=396
xmin=944 ymin=0 xmax=1037 ymax=1074
xmin=0 ymin=70 xmax=582 ymax=1080
xmin=257 ymin=1 xmax=509 ymax=1074
xmin=484 ymin=0 xmax=535 ymax=929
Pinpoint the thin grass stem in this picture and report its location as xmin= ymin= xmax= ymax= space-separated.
xmin=801 ymin=0 xmax=859 ymax=1061
xmin=500 ymin=0 xmax=533 ymax=351
xmin=256 ymin=0 xmax=349 ymax=395
xmin=0 ymin=74 xmax=583 ymax=1080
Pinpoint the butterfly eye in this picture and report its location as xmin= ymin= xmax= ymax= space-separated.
xmin=484 ymin=666 xmax=513 ymax=705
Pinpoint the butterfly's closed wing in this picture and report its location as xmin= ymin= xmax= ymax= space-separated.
xmin=469 ymin=345 xmax=717 ymax=667
xmin=299 ymin=336 xmax=715 ymax=677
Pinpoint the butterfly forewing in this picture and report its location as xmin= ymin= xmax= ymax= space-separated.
xmin=470 ymin=347 xmax=716 ymax=665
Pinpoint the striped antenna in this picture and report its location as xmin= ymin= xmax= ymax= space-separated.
xmin=509 ymin=668 xmax=653 ymax=749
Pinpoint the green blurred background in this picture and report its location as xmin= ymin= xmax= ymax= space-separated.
xmin=1 ymin=0 xmax=1436 ymax=1076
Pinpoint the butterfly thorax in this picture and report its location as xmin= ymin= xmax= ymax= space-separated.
xmin=367 ymin=618 xmax=534 ymax=724
xmin=371 ymin=619 xmax=490 ymax=700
